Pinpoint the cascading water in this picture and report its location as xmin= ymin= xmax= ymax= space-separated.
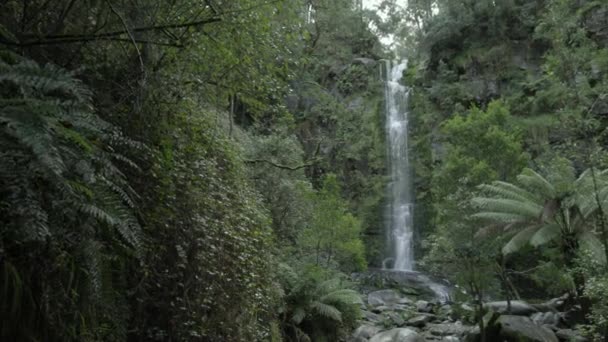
xmin=384 ymin=60 xmax=414 ymax=271
xmin=379 ymin=59 xmax=452 ymax=302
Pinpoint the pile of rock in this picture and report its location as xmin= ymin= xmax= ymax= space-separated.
xmin=351 ymin=289 xmax=471 ymax=342
xmin=351 ymin=289 xmax=587 ymax=342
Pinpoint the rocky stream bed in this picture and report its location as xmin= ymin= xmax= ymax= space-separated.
xmin=349 ymin=271 xmax=588 ymax=342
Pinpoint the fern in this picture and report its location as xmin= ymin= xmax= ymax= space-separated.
xmin=0 ymin=55 xmax=144 ymax=339
xmin=310 ymin=301 xmax=342 ymax=321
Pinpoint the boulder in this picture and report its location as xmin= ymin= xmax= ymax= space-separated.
xmin=363 ymin=310 xmax=382 ymax=323
xmin=369 ymin=328 xmax=424 ymax=342
xmin=388 ymin=312 xmax=405 ymax=326
xmin=353 ymin=325 xmax=382 ymax=341
xmin=406 ymin=315 xmax=431 ymax=327
xmin=372 ymin=305 xmax=394 ymax=313
xmin=497 ymin=315 xmax=558 ymax=342
xmin=369 ymin=289 xmax=402 ymax=307
xmin=555 ymin=329 xmax=587 ymax=342
xmin=531 ymin=312 xmax=560 ymax=327
xmin=484 ymin=300 xmax=538 ymax=315
xmin=441 ymin=337 xmax=459 ymax=342
xmin=398 ymin=297 xmax=414 ymax=305
xmin=427 ymin=322 xmax=471 ymax=337
xmin=416 ymin=300 xmax=433 ymax=313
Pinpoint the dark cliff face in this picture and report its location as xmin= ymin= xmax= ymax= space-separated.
xmin=289 ymin=58 xmax=389 ymax=265
xmin=584 ymin=5 xmax=608 ymax=47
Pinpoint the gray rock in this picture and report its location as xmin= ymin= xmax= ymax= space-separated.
xmin=416 ymin=300 xmax=433 ymax=313
xmin=484 ymin=300 xmax=539 ymax=315
xmin=531 ymin=312 xmax=560 ymax=326
xmin=388 ymin=312 xmax=405 ymax=326
xmin=353 ymin=325 xmax=382 ymax=341
xmin=497 ymin=315 xmax=558 ymax=342
xmin=463 ymin=327 xmax=480 ymax=342
xmin=363 ymin=310 xmax=382 ymax=323
xmin=555 ymin=329 xmax=587 ymax=342
xmin=398 ymin=297 xmax=414 ymax=305
xmin=427 ymin=322 xmax=470 ymax=337
xmin=442 ymin=337 xmax=460 ymax=342
xmin=460 ymin=304 xmax=474 ymax=312
xmin=369 ymin=289 xmax=402 ymax=307
xmin=393 ymin=304 xmax=411 ymax=312
xmin=369 ymin=328 xmax=424 ymax=342
xmin=406 ymin=315 xmax=431 ymax=327
xmin=352 ymin=57 xmax=377 ymax=66
xmin=372 ymin=305 xmax=394 ymax=313
xmin=438 ymin=304 xmax=455 ymax=321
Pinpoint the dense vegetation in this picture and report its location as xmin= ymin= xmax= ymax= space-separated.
xmin=399 ymin=0 xmax=608 ymax=339
xmin=2 ymin=0 xmax=608 ymax=341
xmin=0 ymin=1 xmax=387 ymax=341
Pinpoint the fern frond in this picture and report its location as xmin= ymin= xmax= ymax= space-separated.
xmin=503 ymin=226 xmax=539 ymax=255
xmin=292 ymin=307 xmax=306 ymax=324
xmin=529 ymin=223 xmax=560 ymax=247
xmin=471 ymin=197 xmax=542 ymax=218
xmin=471 ymin=211 xmax=529 ymax=223
xmin=77 ymin=203 xmax=118 ymax=226
xmin=517 ymin=168 xmax=555 ymax=199
xmin=478 ymin=181 xmax=539 ymax=203
xmin=320 ymin=289 xmax=362 ymax=305
xmin=310 ymin=301 xmax=342 ymax=322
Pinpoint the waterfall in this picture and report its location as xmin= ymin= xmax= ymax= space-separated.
xmin=384 ymin=60 xmax=414 ymax=271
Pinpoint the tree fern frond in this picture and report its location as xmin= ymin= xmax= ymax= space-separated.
xmin=292 ymin=307 xmax=306 ymax=324
xmin=471 ymin=197 xmax=542 ymax=218
xmin=317 ymin=278 xmax=341 ymax=295
xmin=478 ymin=181 xmax=539 ymax=203
xmin=471 ymin=211 xmax=529 ymax=223
xmin=310 ymin=301 xmax=342 ymax=322
xmin=517 ymin=168 xmax=555 ymax=199
xmin=320 ymin=289 xmax=362 ymax=305
xmin=503 ymin=226 xmax=539 ymax=255
xmin=0 ymin=60 xmax=91 ymax=102
xmin=77 ymin=203 xmax=118 ymax=226
xmin=100 ymin=176 xmax=135 ymax=208
xmin=529 ymin=223 xmax=560 ymax=247
xmin=580 ymin=231 xmax=607 ymax=265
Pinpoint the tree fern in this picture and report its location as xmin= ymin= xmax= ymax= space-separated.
xmin=472 ymin=163 xmax=606 ymax=261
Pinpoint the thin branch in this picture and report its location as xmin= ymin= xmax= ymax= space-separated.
xmin=106 ymin=0 xmax=146 ymax=79
xmin=244 ymin=158 xmax=320 ymax=171
xmin=2 ymin=17 xmax=221 ymax=47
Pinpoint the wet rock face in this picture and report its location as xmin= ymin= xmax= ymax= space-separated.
xmin=584 ymin=6 xmax=608 ymax=47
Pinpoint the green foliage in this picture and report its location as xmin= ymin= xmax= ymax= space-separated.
xmin=0 ymin=54 xmax=141 ymax=341
xmin=299 ymin=174 xmax=367 ymax=272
